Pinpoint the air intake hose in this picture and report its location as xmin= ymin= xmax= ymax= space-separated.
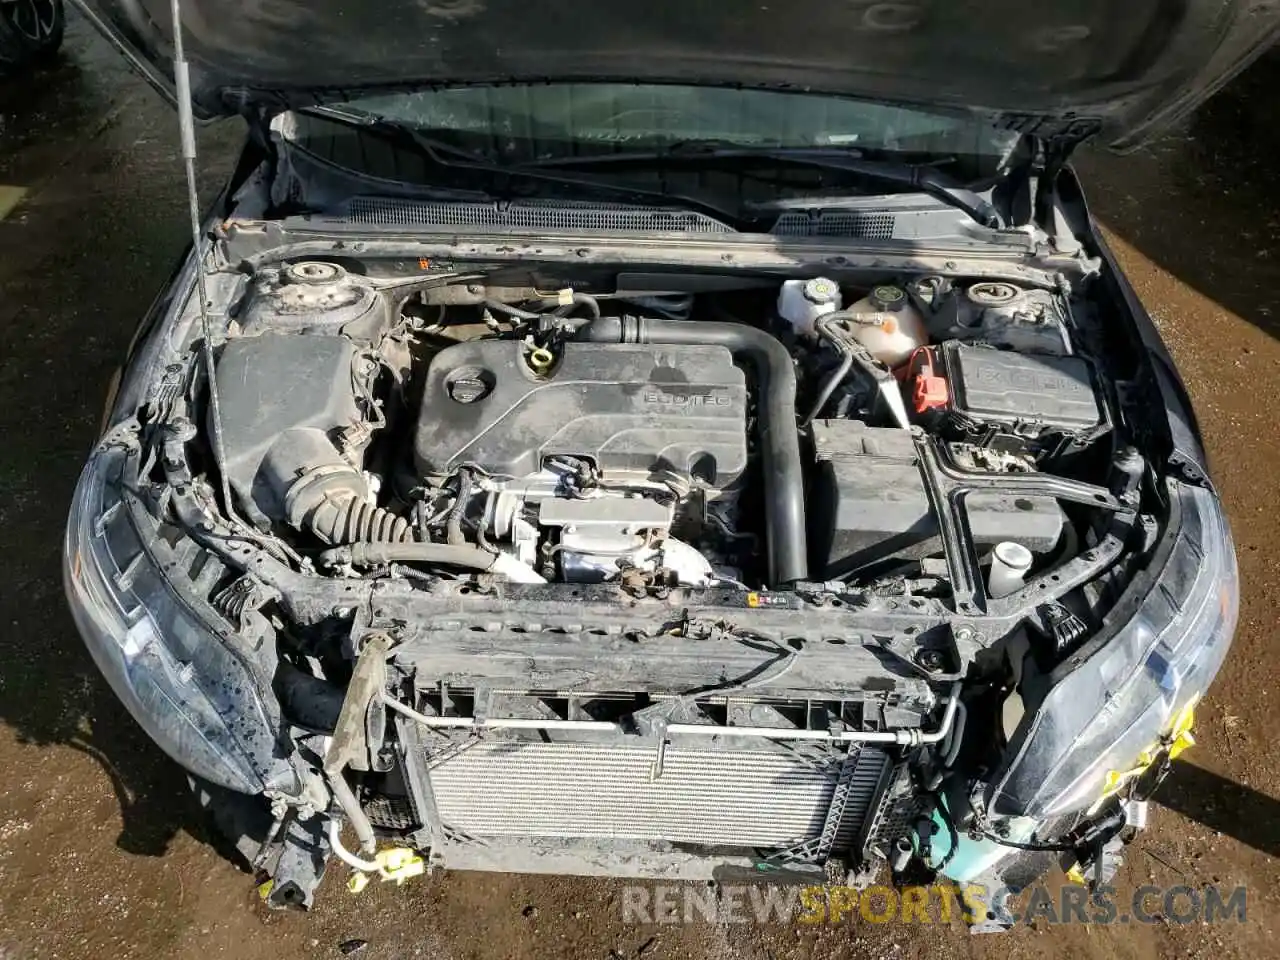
xmin=288 ymin=475 xmax=413 ymax=544
xmin=260 ymin=429 xmax=412 ymax=544
xmin=575 ymin=316 xmax=808 ymax=584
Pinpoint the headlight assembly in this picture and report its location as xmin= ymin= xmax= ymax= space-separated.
xmin=63 ymin=447 xmax=286 ymax=795
xmin=989 ymin=481 xmax=1237 ymax=819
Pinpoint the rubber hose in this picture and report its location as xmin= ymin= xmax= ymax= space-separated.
xmin=542 ymin=292 xmax=601 ymax=320
xmin=942 ymin=701 xmax=967 ymax=768
xmin=575 ymin=315 xmax=808 ymax=584
xmin=275 ymin=663 xmax=345 ymax=732
xmin=484 ymin=299 xmax=542 ymax=321
xmin=306 ymin=495 xmax=413 ymax=544
xmin=446 ymin=469 xmax=473 ymax=546
xmin=321 ymin=541 xmax=498 ymax=570
xmin=805 ymin=314 xmax=858 ymax=425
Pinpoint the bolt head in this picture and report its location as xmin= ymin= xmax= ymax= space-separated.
xmin=915 ymin=649 xmax=945 ymax=671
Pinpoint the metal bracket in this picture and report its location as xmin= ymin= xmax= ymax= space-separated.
xmin=813 ymin=746 xmax=863 ymax=862
xmin=393 ymin=710 xmax=449 ymax=856
xmin=913 ymin=433 xmax=1133 ymax=618
xmin=324 ymin=633 xmax=390 ymax=775
xmin=754 ymin=745 xmax=870 ymax=871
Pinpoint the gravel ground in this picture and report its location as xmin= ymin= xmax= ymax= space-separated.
xmin=0 ymin=14 xmax=1277 ymax=960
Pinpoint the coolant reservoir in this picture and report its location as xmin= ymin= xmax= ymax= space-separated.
xmin=845 ymin=284 xmax=928 ymax=367
xmin=778 ymin=277 xmax=842 ymax=337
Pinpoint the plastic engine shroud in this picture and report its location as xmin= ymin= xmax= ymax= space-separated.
xmin=413 ymin=339 xmax=749 ymax=485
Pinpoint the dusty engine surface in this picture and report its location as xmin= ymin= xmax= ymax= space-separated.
xmin=413 ymin=339 xmax=750 ymax=486
xmin=201 ymin=264 xmax=1116 ymax=595
xmin=408 ymin=337 xmax=753 ymax=586
xmin=942 ymin=342 xmax=1102 ymax=436
xmin=915 ymin=278 xmax=1074 ymax=356
xmin=809 ymin=420 xmax=1064 ymax=577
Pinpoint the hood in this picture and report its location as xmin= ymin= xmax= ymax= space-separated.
xmin=74 ymin=0 xmax=1280 ymax=148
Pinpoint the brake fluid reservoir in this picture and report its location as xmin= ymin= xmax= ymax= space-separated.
xmin=846 ymin=284 xmax=927 ymax=367
xmin=778 ymin=277 xmax=842 ymax=337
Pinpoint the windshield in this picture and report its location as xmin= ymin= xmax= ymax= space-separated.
xmin=326 ymin=83 xmax=1018 ymax=163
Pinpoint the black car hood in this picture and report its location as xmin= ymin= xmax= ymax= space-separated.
xmin=75 ymin=0 xmax=1279 ymax=147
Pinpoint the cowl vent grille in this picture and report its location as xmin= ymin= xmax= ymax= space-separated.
xmin=343 ymin=197 xmax=735 ymax=233
xmin=770 ymin=211 xmax=896 ymax=239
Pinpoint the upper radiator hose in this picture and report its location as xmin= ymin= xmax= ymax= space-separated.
xmin=575 ymin=315 xmax=808 ymax=584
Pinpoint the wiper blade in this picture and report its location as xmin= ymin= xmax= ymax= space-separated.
xmin=300 ymin=108 xmax=748 ymax=228
xmin=304 ymin=105 xmax=497 ymax=164
xmin=526 ymin=146 xmax=1001 ymax=229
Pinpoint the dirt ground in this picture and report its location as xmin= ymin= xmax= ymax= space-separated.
xmin=1 ymin=14 xmax=1278 ymax=960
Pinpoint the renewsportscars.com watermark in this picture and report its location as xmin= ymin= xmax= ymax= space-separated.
xmin=620 ymin=883 xmax=1248 ymax=927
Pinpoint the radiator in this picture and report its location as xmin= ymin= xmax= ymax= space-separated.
xmin=414 ymin=738 xmax=890 ymax=852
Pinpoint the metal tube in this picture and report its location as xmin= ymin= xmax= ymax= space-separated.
xmin=910 ymin=683 xmax=963 ymax=746
xmin=326 ymin=770 xmax=376 ymax=855
xmin=666 ymin=723 xmax=900 ymax=742
xmin=327 ymin=819 xmax=380 ymax=873
xmin=576 ymin=315 xmax=807 ymax=584
xmin=384 ymin=684 xmax=962 ymax=745
xmin=942 ymin=700 xmax=968 ymax=767
xmin=383 ymin=697 xmax=619 ymax=732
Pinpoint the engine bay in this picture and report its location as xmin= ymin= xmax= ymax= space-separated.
xmin=88 ymin=242 xmax=1176 ymax=892
xmin=204 ymin=261 xmax=1127 ymax=614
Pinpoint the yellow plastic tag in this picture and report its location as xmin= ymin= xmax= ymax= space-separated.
xmin=1167 ymin=700 xmax=1197 ymax=761
xmin=376 ymin=848 xmax=425 ymax=884
xmin=1089 ymin=698 xmax=1198 ymax=813
xmin=347 ymin=872 xmax=371 ymax=894
xmin=345 ymin=847 xmax=426 ymax=894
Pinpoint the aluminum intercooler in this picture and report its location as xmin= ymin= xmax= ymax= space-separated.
xmin=407 ymin=736 xmax=891 ymax=855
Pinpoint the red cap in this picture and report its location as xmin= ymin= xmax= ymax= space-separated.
xmin=910 ymin=348 xmax=949 ymax=414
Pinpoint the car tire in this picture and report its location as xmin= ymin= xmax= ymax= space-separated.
xmin=0 ymin=0 xmax=65 ymax=76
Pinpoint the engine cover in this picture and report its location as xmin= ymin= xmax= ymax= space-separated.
xmin=414 ymin=339 xmax=749 ymax=484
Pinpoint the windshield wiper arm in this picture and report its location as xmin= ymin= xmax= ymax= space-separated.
xmin=300 ymin=108 xmax=749 ymax=228
xmin=305 ymin=105 xmax=497 ymax=164
xmin=525 ymin=146 xmax=1001 ymax=229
